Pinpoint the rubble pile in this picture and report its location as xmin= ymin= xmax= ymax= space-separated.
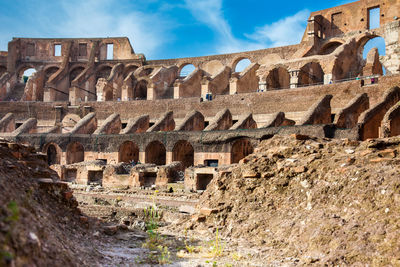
xmin=189 ymin=135 xmax=400 ymax=265
xmin=0 ymin=140 xmax=101 ymax=266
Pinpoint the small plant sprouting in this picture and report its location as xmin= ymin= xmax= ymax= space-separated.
xmin=209 ymin=228 xmax=224 ymax=257
xmin=141 ymin=190 xmax=171 ymax=264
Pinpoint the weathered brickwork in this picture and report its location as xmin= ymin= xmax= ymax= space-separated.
xmin=0 ymin=0 xmax=399 ymax=189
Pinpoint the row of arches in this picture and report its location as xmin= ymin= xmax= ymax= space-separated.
xmin=119 ymin=140 xmax=195 ymax=167
xmin=44 ymin=138 xmax=254 ymax=167
xmin=178 ymin=58 xmax=252 ymax=78
xmin=15 ymin=34 xmax=387 ymax=101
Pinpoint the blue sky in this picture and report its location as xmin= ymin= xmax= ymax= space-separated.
xmin=0 ymin=0 xmax=382 ymax=60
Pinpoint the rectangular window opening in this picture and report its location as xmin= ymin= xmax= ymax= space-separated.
xmin=368 ymin=7 xmax=380 ymax=30
xmin=196 ymin=174 xmax=214 ymax=190
xmin=204 ymin=159 xmax=218 ymax=167
xmin=106 ymin=43 xmax=114 ymax=60
xmin=78 ymin=43 xmax=87 ymax=56
xmin=54 ymin=44 xmax=62 ymax=57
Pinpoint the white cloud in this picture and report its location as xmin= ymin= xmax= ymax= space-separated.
xmin=183 ymin=0 xmax=308 ymax=54
xmin=0 ymin=0 xmax=172 ymax=58
xmin=183 ymin=0 xmax=263 ymax=54
xmin=55 ymin=0 xmax=171 ymax=58
xmin=245 ymin=10 xmax=309 ymax=48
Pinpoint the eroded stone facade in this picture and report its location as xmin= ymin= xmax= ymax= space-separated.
xmin=0 ymin=0 xmax=399 ymax=190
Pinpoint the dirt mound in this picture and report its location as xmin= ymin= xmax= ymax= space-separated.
xmin=0 ymin=140 xmax=102 ymax=266
xmin=188 ymin=135 xmax=400 ymax=265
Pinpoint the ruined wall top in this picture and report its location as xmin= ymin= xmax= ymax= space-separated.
xmin=6 ymin=37 xmax=142 ymax=70
xmin=303 ymin=0 xmax=400 ymax=42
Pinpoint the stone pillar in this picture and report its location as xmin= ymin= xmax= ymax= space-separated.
xmin=147 ymin=84 xmax=155 ymax=100
xmin=166 ymin=151 xmax=173 ymax=165
xmin=324 ymin=73 xmax=333 ymax=84
xmin=289 ymin=70 xmax=300 ymax=88
xmin=258 ymin=81 xmax=267 ymax=92
xmin=201 ymin=79 xmax=210 ymax=97
xmin=55 ymin=106 xmax=63 ymax=123
xmin=139 ymin=151 xmax=146 ymax=164
xmin=96 ymin=78 xmax=107 ymax=102
xmin=43 ymin=88 xmax=55 ymax=102
xmin=229 ymin=77 xmax=238 ymax=95
xmin=173 ymin=83 xmax=180 ymax=99
xmin=69 ymin=86 xmax=79 ymax=105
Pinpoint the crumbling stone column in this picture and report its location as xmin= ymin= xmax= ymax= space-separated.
xmin=324 ymin=73 xmax=333 ymax=84
xmin=257 ymin=74 xmax=267 ymax=91
xmin=229 ymin=75 xmax=239 ymax=95
xmin=289 ymin=70 xmax=299 ymax=88
xmin=146 ymin=83 xmax=155 ymax=100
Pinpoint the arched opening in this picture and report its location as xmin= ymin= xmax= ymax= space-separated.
xmin=234 ymin=58 xmax=251 ymax=73
xmin=124 ymin=65 xmax=139 ymax=78
xmin=69 ymin=66 xmax=85 ymax=84
xmin=231 ymin=138 xmax=254 ymax=164
xmin=43 ymin=67 xmax=60 ymax=84
xmin=118 ymin=141 xmax=139 ymax=163
xmin=66 ymin=142 xmax=84 ymax=164
xmin=361 ymin=36 xmax=386 ymax=75
xmin=145 ymin=141 xmax=166 ymax=165
xmin=144 ymin=68 xmax=154 ymax=76
xmin=18 ymin=68 xmax=36 ymax=83
xmin=134 ymin=79 xmax=148 ymax=100
xmin=319 ymin=41 xmax=343 ymax=55
xmin=172 ymin=140 xmax=194 ymax=169
xmin=266 ymin=67 xmax=290 ymax=90
xmin=298 ymin=62 xmax=324 ymax=86
xmin=44 ymin=143 xmax=61 ymax=165
xmin=179 ymin=64 xmax=195 ymax=77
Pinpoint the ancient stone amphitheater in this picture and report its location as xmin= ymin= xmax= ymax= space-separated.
xmin=0 ymin=0 xmax=399 ymax=190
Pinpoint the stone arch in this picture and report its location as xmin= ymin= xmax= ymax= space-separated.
xmin=231 ymin=57 xmax=252 ymax=72
xmin=134 ymin=78 xmax=149 ymax=100
xmin=118 ymin=141 xmax=139 ymax=163
xmin=202 ymin=60 xmax=224 ymax=75
xmin=69 ymin=66 xmax=85 ymax=83
xmin=356 ymin=34 xmax=385 ymax=55
xmin=124 ymin=64 xmax=140 ymax=77
xmin=142 ymin=66 xmax=154 ymax=76
xmin=66 ymin=141 xmax=85 ymax=164
xmin=145 ymin=140 xmax=166 ymax=165
xmin=16 ymin=65 xmax=37 ymax=82
xmin=172 ymin=140 xmax=194 ymax=168
xmin=298 ymin=62 xmax=324 ymax=86
xmin=231 ymin=138 xmax=254 ymax=164
xmin=178 ymin=63 xmax=196 ymax=77
xmin=43 ymin=143 xmax=62 ymax=165
xmin=358 ymin=35 xmax=386 ymax=75
xmin=43 ymin=66 xmax=60 ymax=84
xmin=319 ymin=41 xmax=344 ymax=55
xmin=266 ymin=66 xmax=290 ymax=89
xmin=96 ymin=65 xmax=113 ymax=82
